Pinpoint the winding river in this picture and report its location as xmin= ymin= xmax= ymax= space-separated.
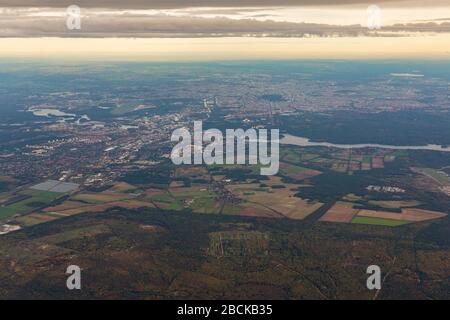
xmin=280 ymin=134 xmax=450 ymax=153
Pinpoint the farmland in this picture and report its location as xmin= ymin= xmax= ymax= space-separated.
xmin=280 ymin=145 xmax=399 ymax=174
xmin=2 ymin=143 xmax=449 ymax=232
xmin=0 ymin=189 xmax=64 ymax=219
xmin=412 ymin=167 xmax=450 ymax=186
xmin=351 ymin=216 xmax=411 ymax=227
xmin=226 ymin=176 xmax=323 ymax=220
xmin=0 ymin=144 xmax=447 ymax=298
xmin=320 ymin=196 xmax=447 ymax=227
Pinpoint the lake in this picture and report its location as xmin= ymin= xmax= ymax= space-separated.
xmin=280 ymin=134 xmax=450 ymax=153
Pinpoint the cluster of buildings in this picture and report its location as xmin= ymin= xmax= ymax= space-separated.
xmin=366 ymin=185 xmax=406 ymax=193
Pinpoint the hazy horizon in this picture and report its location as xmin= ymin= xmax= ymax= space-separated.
xmin=0 ymin=0 xmax=449 ymax=59
xmin=1 ymin=35 xmax=449 ymax=60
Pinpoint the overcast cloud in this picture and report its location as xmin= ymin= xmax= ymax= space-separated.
xmin=0 ymin=1 xmax=448 ymax=37
xmin=1 ymin=0 xmax=449 ymax=9
xmin=0 ymin=11 xmax=448 ymax=38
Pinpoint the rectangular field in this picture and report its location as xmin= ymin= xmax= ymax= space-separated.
xmin=0 ymin=190 xmax=63 ymax=219
xmin=227 ymin=178 xmax=323 ymax=220
xmin=351 ymin=216 xmax=410 ymax=227
xmin=72 ymin=192 xmax=133 ymax=204
xmin=319 ymin=202 xmax=360 ymax=223
xmin=412 ymin=167 xmax=450 ymax=185
xmin=357 ymin=208 xmax=447 ymax=222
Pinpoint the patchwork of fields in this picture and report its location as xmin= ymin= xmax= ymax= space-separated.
xmin=320 ymin=198 xmax=447 ymax=227
xmin=0 ymin=189 xmax=64 ymax=220
xmin=0 ymin=145 xmax=449 ymax=233
xmin=280 ymin=146 xmax=402 ymax=174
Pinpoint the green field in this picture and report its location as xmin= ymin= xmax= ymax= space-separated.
xmin=0 ymin=206 xmax=18 ymax=219
xmin=368 ymin=200 xmax=421 ymax=209
xmin=0 ymin=190 xmax=63 ymax=219
xmin=280 ymin=146 xmax=320 ymax=164
xmin=172 ymin=190 xmax=218 ymax=213
xmin=351 ymin=216 xmax=410 ymax=227
xmin=342 ymin=193 xmax=364 ymax=201
xmin=282 ymin=164 xmax=310 ymax=174
xmin=209 ymin=163 xmax=262 ymax=176
xmin=221 ymin=205 xmax=241 ymax=215
xmin=110 ymin=102 xmax=142 ymax=115
xmin=336 ymin=201 xmax=355 ymax=207
xmin=150 ymin=189 xmax=220 ymax=213
xmin=391 ymin=150 xmax=408 ymax=157
xmin=413 ymin=167 xmax=450 ymax=185
xmin=150 ymin=192 xmax=173 ymax=203
xmin=190 ymin=196 xmax=219 ymax=214
xmin=235 ymin=187 xmax=270 ymax=193
xmin=280 ymin=148 xmax=301 ymax=162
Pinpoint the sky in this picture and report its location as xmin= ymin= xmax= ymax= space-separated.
xmin=0 ymin=0 xmax=449 ymax=59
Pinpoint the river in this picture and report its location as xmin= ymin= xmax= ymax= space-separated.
xmin=280 ymin=134 xmax=450 ymax=153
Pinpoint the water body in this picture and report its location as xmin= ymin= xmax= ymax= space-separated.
xmin=29 ymin=108 xmax=76 ymax=117
xmin=280 ymin=134 xmax=450 ymax=153
xmin=120 ymin=125 xmax=138 ymax=130
xmin=390 ymin=73 xmax=424 ymax=78
xmin=76 ymin=114 xmax=91 ymax=124
xmin=28 ymin=108 xmax=90 ymax=124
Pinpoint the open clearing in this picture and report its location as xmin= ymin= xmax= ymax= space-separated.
xmin=30 ymin=180 xmax=79 ymax=193
xmin=357 ymin=208 xmax=447 ymax=222
xmin=280 ymin=162 xmax=321 ymax=181
xmin=175 ymin=166 xmax=211 ymax=180
xmin=108 ymin=182 xmax=138 ymax=193
xmin=15 ymin=212 xmax=61 ymax=226
xmin=351 ymin=216 xmax=410 ymax=227
xmin=72 ymin=192 xmax=133 ymax=204
xmin=227 ymin=177 xmax=322 ymax=219
xmin=16 ymin=200 xmax=155 ymax=227
xmin=43 ymin=200 xmax=90 ymax=212
xmin=237 ymin=202 xmax=284 ymax=218
xmin=319 ymin=202 xmax=360 ymax=223
xmin=367 ymin=200 xmax=421 ymax=209
xmin=209 ymin=231 xmax=270 ymax=257
xmin=412 ymin=167 xmax=450 ymax=186
xmin=51 ymin=200 xmax=154 ymax=215
xmin=320 ymin=199 xmax=446 ymax=226
xmin=146 ymin=185 xmax=221 ymax=214
xmin=0 ymin=190 xmax=63 ymax=219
